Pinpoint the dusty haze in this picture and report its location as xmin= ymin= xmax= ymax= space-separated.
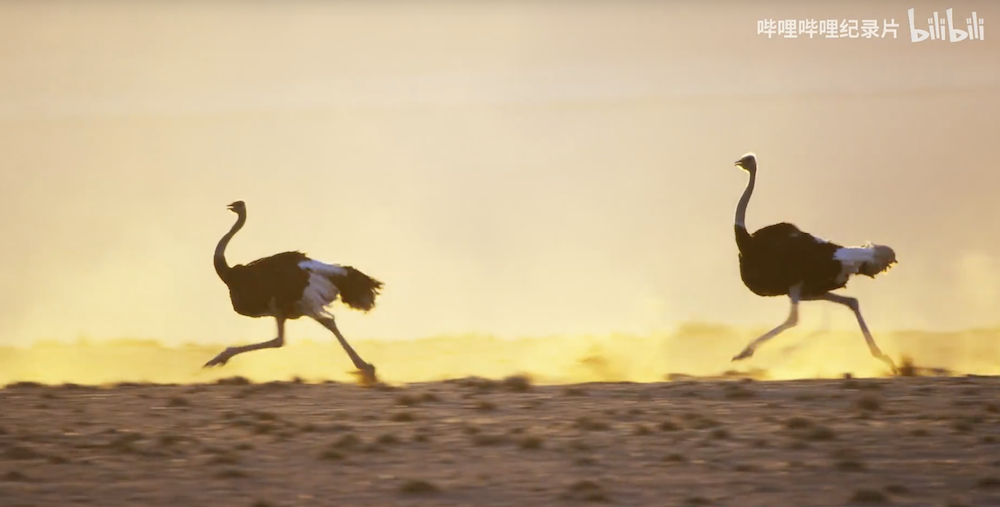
xmin=1 ymin=1 xmax=998 ymax=383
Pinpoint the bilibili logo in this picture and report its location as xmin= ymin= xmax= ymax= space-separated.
xmin=907 ymin=8 xmax=984 ymax=41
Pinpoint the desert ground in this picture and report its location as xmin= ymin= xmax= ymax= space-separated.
xmin=2 ymin=373 xmax=1000 ymax=507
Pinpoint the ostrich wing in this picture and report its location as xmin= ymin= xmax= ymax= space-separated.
xmin=749 ymin=223 xmax=842 ymax=285
xmin=229 ymin=251 xmax=312 ymax=311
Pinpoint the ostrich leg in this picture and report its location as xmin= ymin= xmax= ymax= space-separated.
xmin=732 ymin=283 xmax=802 ymax=361
xmin=204 ymin=317 xmax=286 ymax=367
xmin=809 ymin=292 xmax=898 ymax=374
xmin=312 ymin=314 xmax=378 ymax=385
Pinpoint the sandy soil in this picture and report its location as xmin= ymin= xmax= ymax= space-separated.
xmin=1 ymin=375 xmax=999 ymax=507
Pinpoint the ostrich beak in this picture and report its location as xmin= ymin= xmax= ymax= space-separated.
xmin=734 ymin=160 xmax=742 ymax=166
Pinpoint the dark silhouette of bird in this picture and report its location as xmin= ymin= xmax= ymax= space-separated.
xmin=206 ymin=200 xmax=383 ymax=385
xmin=730 ymin=153 xmax=899 ymax=373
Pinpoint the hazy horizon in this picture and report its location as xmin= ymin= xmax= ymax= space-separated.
xmin=3 ymin=325 xmax=999 ymax=386
xmin=1 ymin=1 xmax=998 ymax=370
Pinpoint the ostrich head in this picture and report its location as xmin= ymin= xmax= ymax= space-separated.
xmin=227 ymin=201 xmax=246 ymax=214
xmin=734 ymin=153 xmax=757 ymax=172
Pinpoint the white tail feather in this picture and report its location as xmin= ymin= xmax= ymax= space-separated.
xmin=299 ymin=259 xmax=348 ymax=277
xmin=833 ymin=242 xmax=897 ymax=280
xmin=298 ymin=260 xmax=349 ymax=317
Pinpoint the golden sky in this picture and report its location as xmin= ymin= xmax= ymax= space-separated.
xmin=1 ymin=0 xmax=998 ymax=348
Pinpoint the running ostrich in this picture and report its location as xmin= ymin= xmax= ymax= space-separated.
xmin=730 ymin=153 xmax=899 ymax=373
xmin=206 ymin=200 xmax=383 ymax=385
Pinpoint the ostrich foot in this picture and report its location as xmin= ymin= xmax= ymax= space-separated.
xmin=873 ymin=351 xmax=898 ymax=376
xmin=203 ymin=348 xmax=234 ymax=368
xmin=349 ymin=363 xmax=378 ymax=386
xmin=731 ymin=348 xmax=755 ymax=362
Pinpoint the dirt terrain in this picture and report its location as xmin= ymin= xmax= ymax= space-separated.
xmin=1 ymin=375 xmax=999 ymax=507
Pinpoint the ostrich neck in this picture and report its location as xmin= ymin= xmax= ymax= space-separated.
xmin=735 ymin=169 xmax=756 ymax=229
xmin=734 ymin=169 xmax=756 ymax=253
xmin=214 ymin=213 xmax=246 ymax=282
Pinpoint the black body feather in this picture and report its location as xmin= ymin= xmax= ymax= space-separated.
xmin=735 ymin=223 xmax=849 ymax=299
xmin=225 ymin=251 xmax=311 ymax=318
